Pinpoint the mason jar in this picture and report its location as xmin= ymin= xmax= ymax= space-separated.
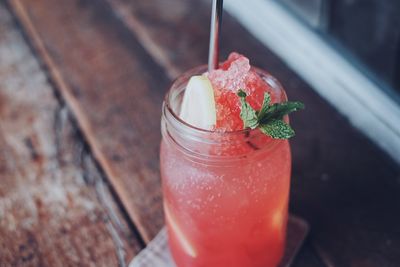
xmin=160 ymin=66 xmax=291 ymax=267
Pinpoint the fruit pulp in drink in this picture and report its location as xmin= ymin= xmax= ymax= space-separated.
xmin=160 ymin=137 xmax=291 ymax=267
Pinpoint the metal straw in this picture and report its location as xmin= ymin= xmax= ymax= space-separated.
xmin=208 ymin=0 xmax=224 ymax=72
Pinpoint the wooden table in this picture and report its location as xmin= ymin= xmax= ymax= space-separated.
xmin=0 ymin=0 xmax=399 ymax=266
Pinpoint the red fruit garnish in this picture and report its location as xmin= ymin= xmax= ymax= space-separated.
xmin=207 ymin=53 xmax=275 ymax=131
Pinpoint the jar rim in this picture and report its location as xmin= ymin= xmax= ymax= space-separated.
xmin=164 ymin=64 xmax=287 ymax=137
xmin=161 ymin=65 xmax=289 ymax=161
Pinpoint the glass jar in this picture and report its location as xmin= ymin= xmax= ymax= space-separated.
xmin=160 ymin=66 xmax=291 ymax=267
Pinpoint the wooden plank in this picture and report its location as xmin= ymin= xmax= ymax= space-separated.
xmin=104 ymin=0 xmax=210 ymax=79
xmin=6 ymin=1 xmax=325 ymax=265
xmin=10 ymin=0 xmax=400 ymax=266
xmin=8 ymin=0 xmax=169 ymax=243
xmin=0 ymin=4 xmax=140 ymax=266
xmin=102 ymin=1 xmax=400 ymax=266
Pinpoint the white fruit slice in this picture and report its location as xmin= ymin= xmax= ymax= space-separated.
xmin=271 ymin=207 xmax=284 ymax=230
xmin=180 ymin=75 xmax=216 ymax=130
xmin=164 ymin=202 xmax=197 ymax=258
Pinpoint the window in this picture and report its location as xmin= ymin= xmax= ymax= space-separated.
xmin=225 ymin=0 xmax=400 ymax=162
xmin=281 ymin=0 xmax=400 ymax=95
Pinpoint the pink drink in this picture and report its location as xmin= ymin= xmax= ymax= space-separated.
xmin=160 ymin=61 xmax=292 ymax=266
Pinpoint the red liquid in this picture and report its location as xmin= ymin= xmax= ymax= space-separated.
xmin=160 ymin=137 xmax=291 ymax=267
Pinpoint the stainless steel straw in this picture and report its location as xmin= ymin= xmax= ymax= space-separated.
xmin=208 ymin=0 xmax=224 ymax=72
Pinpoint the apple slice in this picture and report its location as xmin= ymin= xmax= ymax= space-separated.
xmin=180 ymin=75 xmax=216 ymax=130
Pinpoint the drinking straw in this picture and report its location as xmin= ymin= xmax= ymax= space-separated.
xmin=208 ymin=0 xmax=224 ymax=72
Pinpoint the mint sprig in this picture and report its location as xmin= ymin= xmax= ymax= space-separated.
xmin=237 ymin=90 xmax=304 ymax=139
xmin=238 ymin=90 xmax=259 ymax=129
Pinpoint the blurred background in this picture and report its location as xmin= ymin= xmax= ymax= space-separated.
xmin=0 ymin=0 xmax=399 ymax=266
xmin=282 ymin=0 xmax=400 ymax=95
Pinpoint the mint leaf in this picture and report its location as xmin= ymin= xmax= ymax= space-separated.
xmin=237 ymin=90 xmax=304 ymax=139
xmin=237 ymin=90 xmax=247 ymax=98
xmin=259 ymin=101 xmax=304 ymax=124
xmin=259 ymin=120 xmax=295 ymax=139
xmin=238 ymin=89 xmax=259 ymax=129
xmin=257 ymin=92 xmax=271 ymax=119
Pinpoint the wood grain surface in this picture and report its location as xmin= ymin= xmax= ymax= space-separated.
xmin=0 ymin=4 xmax=140 ymax=266
xmin=8 ymin=0 xmax=168 ymax=243
xmin=7 ymin=0 xmax=400 ymax=266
